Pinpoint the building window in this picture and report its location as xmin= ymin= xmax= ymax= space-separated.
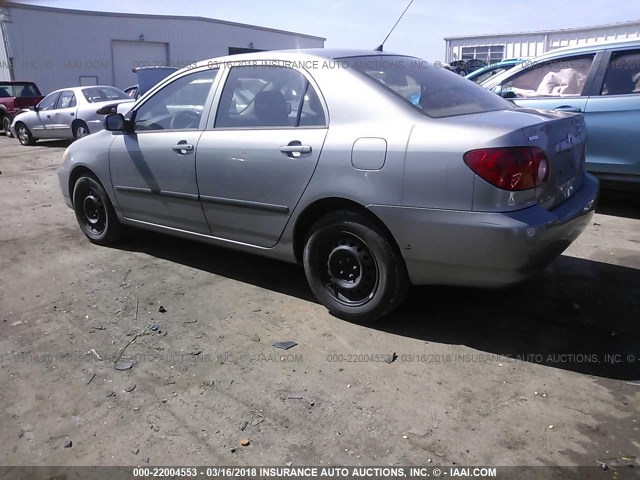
xmin=461 ymin=46 xmax=504 ymax=64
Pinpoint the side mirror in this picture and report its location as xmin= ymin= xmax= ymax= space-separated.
xmin=104 ymin=113 xmax=127 ymax=132
xmin=96 ymin=104 xmax=119 ymax=115
xmin=30 ymin=105 xmax=39 ymax=112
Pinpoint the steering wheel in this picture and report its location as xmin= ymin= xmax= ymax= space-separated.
xmin=170 ymin=110 xmax=201 ymax=129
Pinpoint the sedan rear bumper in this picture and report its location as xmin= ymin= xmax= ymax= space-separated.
xmin=369 ymin=173 xmax=599 ymax=287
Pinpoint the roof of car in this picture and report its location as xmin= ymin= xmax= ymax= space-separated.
xmin=197 ymin=48 xmax=412 ymax=65
xmin=480 ymin=38 xmax=640 ymax=89
xmin=47 ymin=85 xmax=126 ymax=94
xmin=530 ymin=38 xmax=640 ymax=58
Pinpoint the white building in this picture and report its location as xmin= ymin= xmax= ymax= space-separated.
xmin=444 ymin=20 xmax=640 ymax=63
xmin=0 ymin=2 xmax=325 ymax=93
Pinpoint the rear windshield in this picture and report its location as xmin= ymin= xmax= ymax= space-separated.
xmin=82 ymin=86 xmax=129 ymax=103
xmin=0 ymin=83 xmax=41 ymax=98
xmin=341 ymin=55 xmax=513 ymax=118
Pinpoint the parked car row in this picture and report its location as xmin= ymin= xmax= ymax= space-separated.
xmin=11 ymin=86 xmax=134 ymax=145
xmin=4 ymin=67 xmax=180 ymax=145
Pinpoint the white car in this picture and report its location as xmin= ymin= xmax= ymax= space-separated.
xmin=11 ymin=85 xmax=133 ymax=145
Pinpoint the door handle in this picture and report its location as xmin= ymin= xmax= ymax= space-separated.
xmin=70 ymin=113 xmax=74 ymax=116
xmin=554 ymin=105 xmax=582 ymax=113
xmin=280 ymin=142 xmax=312 ymax=158
xmin=172 ymin=142 xmax=194 ymax=154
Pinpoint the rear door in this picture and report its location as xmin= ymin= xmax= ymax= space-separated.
xmin=583 ymin=47 xmax=640 ymax=177
xmin=196 ymin=64 xmax=328 ymax=248
xmin=51 ymin=90 xmax=77 ymax=138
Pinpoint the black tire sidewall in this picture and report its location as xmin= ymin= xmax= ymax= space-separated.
xmin=303 ymin=213 xmax=408 ymax=323
xmin=2 ymin=117 xmax=11 ymax=136
xmin=16 ymin=123 xmax=34 ymax=146
xmin=72 ymin=175 xmax=121 ymax=244
xmin=74 ymin=122 xmax=89 ymax=140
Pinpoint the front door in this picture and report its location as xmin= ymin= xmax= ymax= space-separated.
xmin=31 ymin=91 xmax=60 ymax=139
xmin=109 ymin=68 xmax=219 ymax=234
xmin=197 ymin=65 xmax=328 ymax=248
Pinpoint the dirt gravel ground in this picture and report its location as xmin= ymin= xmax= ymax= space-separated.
xmin=0 ymin=135 xmax=639 ymax=472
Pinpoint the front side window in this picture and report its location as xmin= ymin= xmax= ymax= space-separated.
xmin=215 ymin=66 xmax=325 ymax=128
xmin=134 ymin=69 xmax=218 ymax=131
xmin=82 ymin=86 xmax=129 ymax=103
xmin=473 ymin=67 xmax=508 ymax=84
xmin=601 ymin=50 xmax=640 ymax=96
xmin=501 ymin=55 xmax=594 ymax=98
xmin=38 ymin=92 xmax=60 ymax=111
xmin=343 ymin=55 xmax=513 ymax=118
xmin=57 ymin=91 xmax=76 ymax=109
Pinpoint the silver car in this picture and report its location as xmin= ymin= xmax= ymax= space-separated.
xmin=57 ymin=49 xmax=599 ymax=323
xmin=12 ymin=85 xmax=133 ymax=145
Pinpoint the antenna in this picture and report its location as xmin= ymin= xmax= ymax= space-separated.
xmin=375 ymin=0 xmax=415 ymax=52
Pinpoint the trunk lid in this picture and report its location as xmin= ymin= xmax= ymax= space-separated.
xmin=517 ymin=108 xmax=587 ymax=209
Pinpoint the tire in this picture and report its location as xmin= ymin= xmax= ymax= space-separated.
xmin=2 ymin=116 xmax=12 ymax=138
xmin=72 ymin=173 xmax=123 ymax=245
xmin=16 ymin=122 xmax=36 ymax=146
xmin=73 ymin=121 xmax=89 ymax=140
xmin=303 ymin=210 xmax=409 ymax=323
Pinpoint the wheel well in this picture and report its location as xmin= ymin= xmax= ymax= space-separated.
xmin=292 ymin=197 xmax=400 ymax=264
xmin=68 ymin=166 xmax=95 ymax=204
xmin=71 ymin=119 xmax=88 ymax=133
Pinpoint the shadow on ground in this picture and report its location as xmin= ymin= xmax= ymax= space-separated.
xmin=597 ymin=189 xmax=640 ymax=220
xmin=34 ymin=139 xmax=72 ymax=148
xmin=382 ymin=256 xmax=640 ymax=381
xmin=116 ymin=229 xmax=640 ymax=381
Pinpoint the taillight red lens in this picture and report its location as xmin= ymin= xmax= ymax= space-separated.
xmin=463 ymin=146 xmax=550 ymax=191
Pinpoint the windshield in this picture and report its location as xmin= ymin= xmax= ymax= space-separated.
xmin=341 ymin=55 xmax=513 ymax=118
xmin=82 ymin=86 xmax=129 ymax=103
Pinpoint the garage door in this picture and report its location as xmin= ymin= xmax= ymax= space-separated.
xmin=112 ymin=40 xmax=168 ymax=89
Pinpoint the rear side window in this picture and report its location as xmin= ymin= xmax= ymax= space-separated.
xmin=82 ymin=86 xmax=129 ymax=103
xmin=341 ymin=55 xmax=513 ymax=118
xmin=57 ymin=91 xmax=77 ymax=109
xmin=601 ymin=50 xmax=640 ymax=95
xmin=501 ymin=55 xmax=594 ymax=97
xmin=215 ymin=66 xmax=325 ymax=128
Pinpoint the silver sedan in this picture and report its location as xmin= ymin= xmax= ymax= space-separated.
xmin=12 ymin=85 xmax=133 ymax=145
xmin=57 ymin=49 xmax=599 ymax=323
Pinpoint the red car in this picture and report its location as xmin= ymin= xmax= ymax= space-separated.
xmin=0 ymin=82 xmax=43 ymax=137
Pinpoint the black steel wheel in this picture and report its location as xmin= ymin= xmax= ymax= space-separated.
xmin=72 ymin=174 xmax=123 ymax=245
xmin=303 ymin=210 xmax=409 ymax=323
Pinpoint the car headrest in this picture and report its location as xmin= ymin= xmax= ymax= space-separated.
xmin=254 ymin=90 xmax=289 ymax=126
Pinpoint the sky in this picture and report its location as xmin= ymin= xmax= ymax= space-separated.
xmin=14 ymin=0 xmax=640 ymax=61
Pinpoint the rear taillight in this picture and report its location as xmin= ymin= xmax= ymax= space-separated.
xmin=463 ymin=146 xmax=550 ymax=191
